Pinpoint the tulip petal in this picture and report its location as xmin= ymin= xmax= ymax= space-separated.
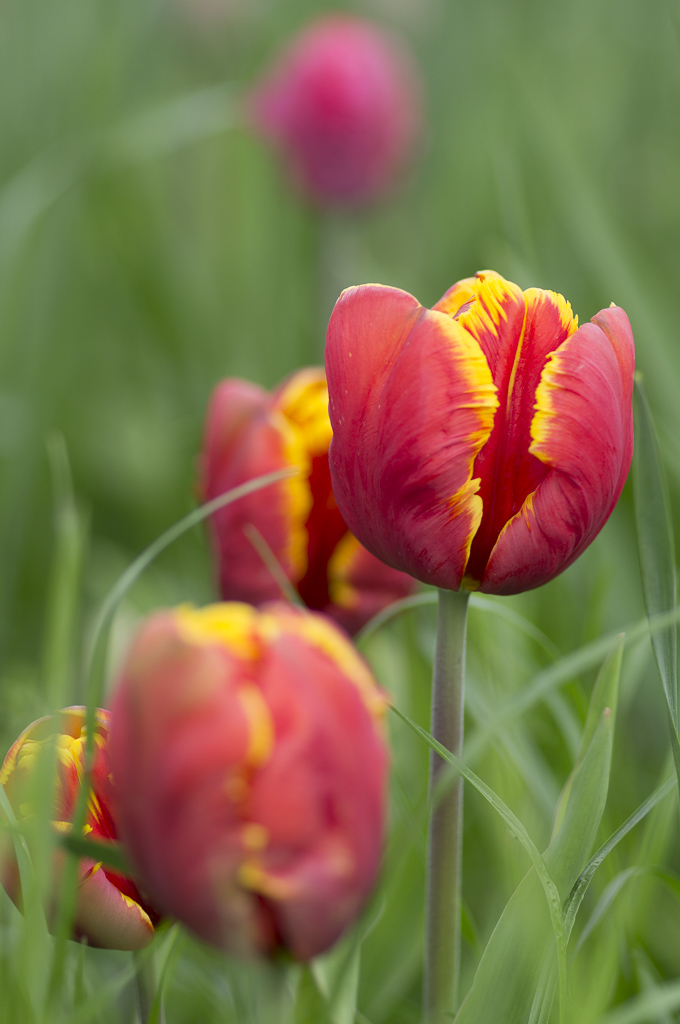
xmin=111 ymin=618 xmax=261 ymax=949
xmin=462 ymin=282 xmax=579 ymax=583
xmin=201 ymin=380 xmax=312 ymax=602
xmin=246 ymin=623 xmax=387 ymax=959
xmin=326 ymin=532 xmax=416 ymax=635
xmin=75 ymin=862 xmax=154 ymax=950
xmin=481 ymin=308 xmax=634 ymax=593
xmin=435 ymin=270 xmax=526 ymax=385
xmin=273 ymin=368 xmax=333 ymax=457
xmin=327 ymin=285 xmax=498 ymax=589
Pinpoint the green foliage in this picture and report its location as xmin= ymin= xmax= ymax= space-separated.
xmin=2 ymin=0 xmax=680 ymax=1021
xmin=633 ymin=378 xmax=680 ymax=784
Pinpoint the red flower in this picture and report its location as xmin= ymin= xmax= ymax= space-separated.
xmin=248 ymin=15 xmax=422 ymax=206
xmin=325 ymin=270 xmax=635 ymax=595
xmin=109 ymin=602 xmax=388 ymax=960
xmin=200 ymin=367 xmax=415 ymax=634
xmin=0 ymin=707 xmax=158 ymax=950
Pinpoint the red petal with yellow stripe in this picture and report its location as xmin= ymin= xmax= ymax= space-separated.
xmin=326 ymin=283 xmax=497 ymax=590
xmin=481 ymin=305 xmax=634 ymax=593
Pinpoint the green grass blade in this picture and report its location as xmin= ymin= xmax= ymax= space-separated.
xmin=390 ymin=706 xmax=560 ymax=914
xmin=43 ymin=434 xmax=87 ymax=711
xmin=549 ymin=637 xmax=623 ymax=852
xmin=633 ymin=377 xmax=679 ymax=731
xmin=390 ymin=704 xmax=566 ymax=1024
xmin=59 ymin=835 xmax=133 ymax=876
xmin=453 ymin=641 xmax=621 ymax=1024
xmin=454 ymin=868 xmax=562 ymax=1024
xmin=465 ymin=612 xmax=680 ymax=765
xmin=574 ymin=867 xmax=639 ymax=954
xmin=86 ymin=466 xmax=297 ymax=691
xmin=294 ymin=967 xmax=333 ymax=1024
xmin=597 ymin=981 xmax=680 ymax=1024
xmin=357 ymin=590 xmax=560 ymax=661
xmin=564 ymin=771 xmax=676 ymax=939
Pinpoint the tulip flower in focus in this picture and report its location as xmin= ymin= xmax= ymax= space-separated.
xmin=200 ymin=367 xmax=415 ymax=634
xmin=248 ymin=15 xmax=422 ymax=206
xmin=326 ymin=269 xmax=635 ymax=595
xmin=0 ymin=707 xmax=158 ymax=950
xmin=109 ymin=601 xmax=388 ymax=960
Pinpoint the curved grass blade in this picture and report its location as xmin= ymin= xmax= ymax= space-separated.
xmin=60 ymin=835 xmax=133 ymax=876
xmin=573 ymin=866 xmax=639 ymax=954
xmin=390 ymin=706 xmax=561 ymax=919
xmin=43 ymin=434 xmax=87 ymax=711
xmin=464 ymin=608 xmax=680 ymax=766
xmin=455 ymin=640 xmax=621 ymax=1024
xmin=390 ymin=705 xmax=567 ymax=1024
xmin=85 ymin=466 xmax=296 ymax=692
xmin=549 ymin=637 xmax=622 ymax=849
xmin=633 ymin=376 xmax=680 ymax=777
xmin=564 ymin=771 xmax=676 ymax=940
xmin=358 ymin=590 xmax=560 ymax=661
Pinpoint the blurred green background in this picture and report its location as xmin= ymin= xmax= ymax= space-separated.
xmin=2 ymin=0 xmax=680 ymax=1020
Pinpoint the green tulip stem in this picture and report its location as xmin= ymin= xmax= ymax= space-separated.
xmin=424 ymin=587 xmax=470 ymax=1023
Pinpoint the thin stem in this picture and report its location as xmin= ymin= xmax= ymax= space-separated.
xmin=424 ymin=588 xmax=470 ymax=1023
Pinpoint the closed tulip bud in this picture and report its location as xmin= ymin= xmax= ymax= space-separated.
xmin=0 ymin=707 xmax=158 ymax=950
xmin=200 ymin=367 xmax=415 ymax=634
xmin=109 ymin=602 xmax=388 ymax=960
xmin=326 ymin=270 xmax=635 ymax=595
xmin=248 ymin=15 xmax=422 ymax=206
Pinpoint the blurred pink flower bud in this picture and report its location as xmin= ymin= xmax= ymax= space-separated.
xmin=109 ymin=602 xmax=388 ymax=960
xmin=199 ymin=367 xmax=415 ymax=634
xmin=249 ymin=15 xmax=423 ymax=206
xmin=0 ymin=707 xmax=158 ymax=950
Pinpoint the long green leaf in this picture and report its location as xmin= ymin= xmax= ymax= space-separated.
xmin=454 ymin=640 xmax=621 ymax=1024
xmin=390 ymin=706 xmax=560 ymax=915
xmin=564 ymin=772 xmax=676 ymax=939
xmin=390 ymin=706 xmax=566 ymax=1024
xmin=60 ymin=835 xmax=133 ymax=876
xmin=358 ymin=590 xmax=560 ymax=661
xmin=633 ymin=376 xmax=679 ymax=743
xmin=464 ymin=610 xmax=680 ymax=766
xmin=548 ymin=637 xmax=622 ymax=857
xmin=43 ymin=434 xmax=87 ymax=711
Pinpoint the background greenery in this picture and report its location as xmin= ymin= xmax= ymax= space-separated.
xmin=1 ymin=0 xmax=680 ymax=1021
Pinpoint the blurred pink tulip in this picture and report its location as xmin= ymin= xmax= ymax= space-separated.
xmin=0 ymin=707 xmax=158 ymax=950
xmin=109 ymin=601 xmax=388 ymax=960
xmin=249 ymin=15 xmax=422 ymax=206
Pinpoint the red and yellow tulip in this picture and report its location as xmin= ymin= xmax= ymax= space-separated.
xmin=200 ymin=367 xmax=415 ymax=634
xmin=109 ymin=602 xmax=388 ymax=961
xmin=0 ymin=707 xmax=158 ymax=950
xmin=325 ymin=270 xmax=635 ymax=595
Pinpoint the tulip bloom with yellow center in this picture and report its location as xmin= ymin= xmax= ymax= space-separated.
xmin=0 ymin=707 xmax=158 ymax=950
xmin=200 ymin=367 xmax=415 ymax=633
xmin=109 ymin=602 xmax=388 ymax=961
xmin=325 ymin=270 xmax=635 ymax=595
